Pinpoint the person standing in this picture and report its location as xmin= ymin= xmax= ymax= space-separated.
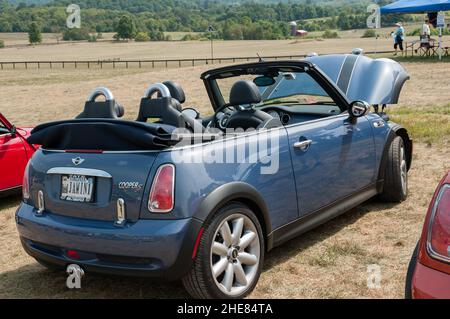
xmin=393 ymin=22 xmax=405 ymax=56
xmin=422 ymin=19 xmax=431 ymax=38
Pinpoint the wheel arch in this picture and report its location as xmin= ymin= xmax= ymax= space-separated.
xmin=193 ymin=182 xmax=273 ymax=250
xmin=377 ymin=124 xmax=413 ymax=193
xmin=394 ymin=127 xmax=413 ymax=171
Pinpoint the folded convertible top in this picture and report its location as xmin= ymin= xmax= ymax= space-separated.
xmin=28 ymin=119 xmax=179 ymax=151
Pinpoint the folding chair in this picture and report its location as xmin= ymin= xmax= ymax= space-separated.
xmin=416 ymin=35 xmax=431 ymax=56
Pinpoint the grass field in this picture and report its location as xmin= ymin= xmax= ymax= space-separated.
xmin=0 ymin=37 xmax=449 ymax=298
xmin=2 ymin=32 xmax=450 ymax=63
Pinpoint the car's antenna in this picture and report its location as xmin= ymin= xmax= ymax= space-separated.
xmin=257 ymin=53 xmax=264 ymax=62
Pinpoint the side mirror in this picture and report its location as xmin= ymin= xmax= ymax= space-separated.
xmin=10 ymin=125 xmax=17 ymax=137
xmin=349 ymin=101 xmax=370 ymax=118
xmin=181 ymin=108 xmax=200 ymax=119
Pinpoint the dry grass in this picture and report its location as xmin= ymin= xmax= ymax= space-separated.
xmin=0 ymin=42 xmax=449 ymax=298
xmin=1 ymin=35 xmax=450 ymax=62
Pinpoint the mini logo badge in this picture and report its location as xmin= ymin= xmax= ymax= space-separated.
xmin=72 ymin=157 xmax=85 ymax=166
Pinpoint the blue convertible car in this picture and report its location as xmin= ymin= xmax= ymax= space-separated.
xmin=16 ymin=53 xmax=412 ymax=299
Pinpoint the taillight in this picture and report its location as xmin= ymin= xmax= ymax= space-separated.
xmin=148 ymin=164 xmax=175 ymax=213
xmin=22 ymin=162 xmax=30 ymax=200
xmin=427 ymin=184 xmax=450 ymax=263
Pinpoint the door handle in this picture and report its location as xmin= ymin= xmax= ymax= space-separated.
xmin=293 ymin=139 xmax=312 ymax=151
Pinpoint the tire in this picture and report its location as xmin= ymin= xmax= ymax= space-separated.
xmin=182 ymin=202 xmax=265 ymax=299
xmin=379 ymin=136 xmax=408 ymax=202
xmin=405 ymin=242 xmax=419 ymax=299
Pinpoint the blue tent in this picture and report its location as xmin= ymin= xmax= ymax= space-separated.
xmin=381 ymin=0 xmax=450 ymax=13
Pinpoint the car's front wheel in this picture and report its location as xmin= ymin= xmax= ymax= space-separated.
xmin=379 ymin=136 xmax=408 ymax=202
xmin=182 ymin=202 xmax=264 ymax=299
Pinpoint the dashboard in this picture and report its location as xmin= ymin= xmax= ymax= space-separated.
xmin=260 ymin=104 xmax=342 ymax=126
xmin=215 ymin=104 xmax=343 ymax=129
xmin=266 ymin=110 xmax=292 ymax=125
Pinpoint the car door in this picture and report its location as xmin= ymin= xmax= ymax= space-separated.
xmin=286 ymin=113 xmax=376 ymax=217
xmin=0 ymin=123 xmax=28 ymax=191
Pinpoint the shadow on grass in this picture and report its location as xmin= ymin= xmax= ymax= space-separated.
xmin=263 ymin=198 xmax=398 ymax=271
xmin=0 ymin=194 xmax=21 ymax=211
xmin=0 ymin=262 xmax=190 ymax=299
xmin=0 ymin=195 xmax=398 ymax=298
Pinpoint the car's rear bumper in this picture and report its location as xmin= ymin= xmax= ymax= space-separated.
xmin=412 ymin=262 xmax=450 ymax=299
xmin=16 ymin=202 xmax=203 ymax=280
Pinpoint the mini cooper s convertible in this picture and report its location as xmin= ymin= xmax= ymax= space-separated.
xmin=16 ymin=53 xmax=413 ymax=299
xmin=0 ymin=113 xmax=36 ymax=196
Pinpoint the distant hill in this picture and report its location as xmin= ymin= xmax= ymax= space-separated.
xmin=6 ymin=0 xmax=375 ymax=6
xmin=6 ymin=0 xmax=52 ymax=4
xmin=1 ymin=0 xmax=409 ymax=40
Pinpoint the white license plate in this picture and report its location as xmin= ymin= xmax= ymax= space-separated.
xmin=60 ymin=175 xmax=95 ymax=202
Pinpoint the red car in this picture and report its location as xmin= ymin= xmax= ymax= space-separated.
xmin=0 ymin=113 xmax=36 ymax=196
xmin=406 ymin=171 xmax=450 ymax=299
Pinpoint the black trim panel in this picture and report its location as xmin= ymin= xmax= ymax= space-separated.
xmin=193 ymin=182 xmax=272 ymax=240
xmin=270 ymin=184 xmax=378 ymax=248
xmin=377 ymin=125 xmax=413 ymax=193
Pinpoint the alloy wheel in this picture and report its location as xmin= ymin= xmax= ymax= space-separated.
xmin=210 ymin=213 xmax=260 ymax=297
xmin=400 ymin=145 xmax=408 ymax=195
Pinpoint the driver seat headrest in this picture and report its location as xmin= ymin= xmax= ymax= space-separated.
xmin=136 ymin=96 xmax=184 ymax=128
xmin=229 ymin=80 xmax=262 ymax=106
xmin=162 ymin=81 xmax=186 ymax=104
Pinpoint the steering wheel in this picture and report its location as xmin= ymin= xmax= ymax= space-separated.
xmin=207 ymin=104 xmax=238 ymax=130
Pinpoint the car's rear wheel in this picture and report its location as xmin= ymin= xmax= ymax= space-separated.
xmin=182 ymin=202 xmax=264 ymax=299
xmin=379 ymin=136 xmax=408 ymax=202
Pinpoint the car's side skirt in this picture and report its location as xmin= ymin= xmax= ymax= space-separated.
xmin=269 ymin=183 xmax=378 ymax=249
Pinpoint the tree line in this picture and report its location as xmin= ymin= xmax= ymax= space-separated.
xmin=0 ymin=0 xmax=416 ymax=42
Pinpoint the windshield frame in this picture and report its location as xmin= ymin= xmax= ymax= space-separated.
xmin=201 ymin=61 xmax=350 ymax=112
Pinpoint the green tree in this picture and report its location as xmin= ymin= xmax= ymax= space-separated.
xmin=62 ymin=28 xmax=90 ymax=41
xmin=0 ymin=39 xmax=4 ymax=48
xmin=134 ymin=31 xmax=149 ymax=42
xmin=362 ymin=29 xmax=377 ymax=38
xmin=149 ymin=29 xmax=165 ymax=41
xmin=115 ymin=15 xmax=136 ymax=40
xmin=322 ymin=30 xmax=339 ymax=39
xmin=28 ymin=22 xmax=42 ymax=44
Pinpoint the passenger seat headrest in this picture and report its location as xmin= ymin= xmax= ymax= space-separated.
xmin=229 ymin=80 xmax=262 ymax=106
xmin=163 ymin=81 xmax=186 ymax=104
xmin=76 ymin=87 xmax=124 ymax=119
